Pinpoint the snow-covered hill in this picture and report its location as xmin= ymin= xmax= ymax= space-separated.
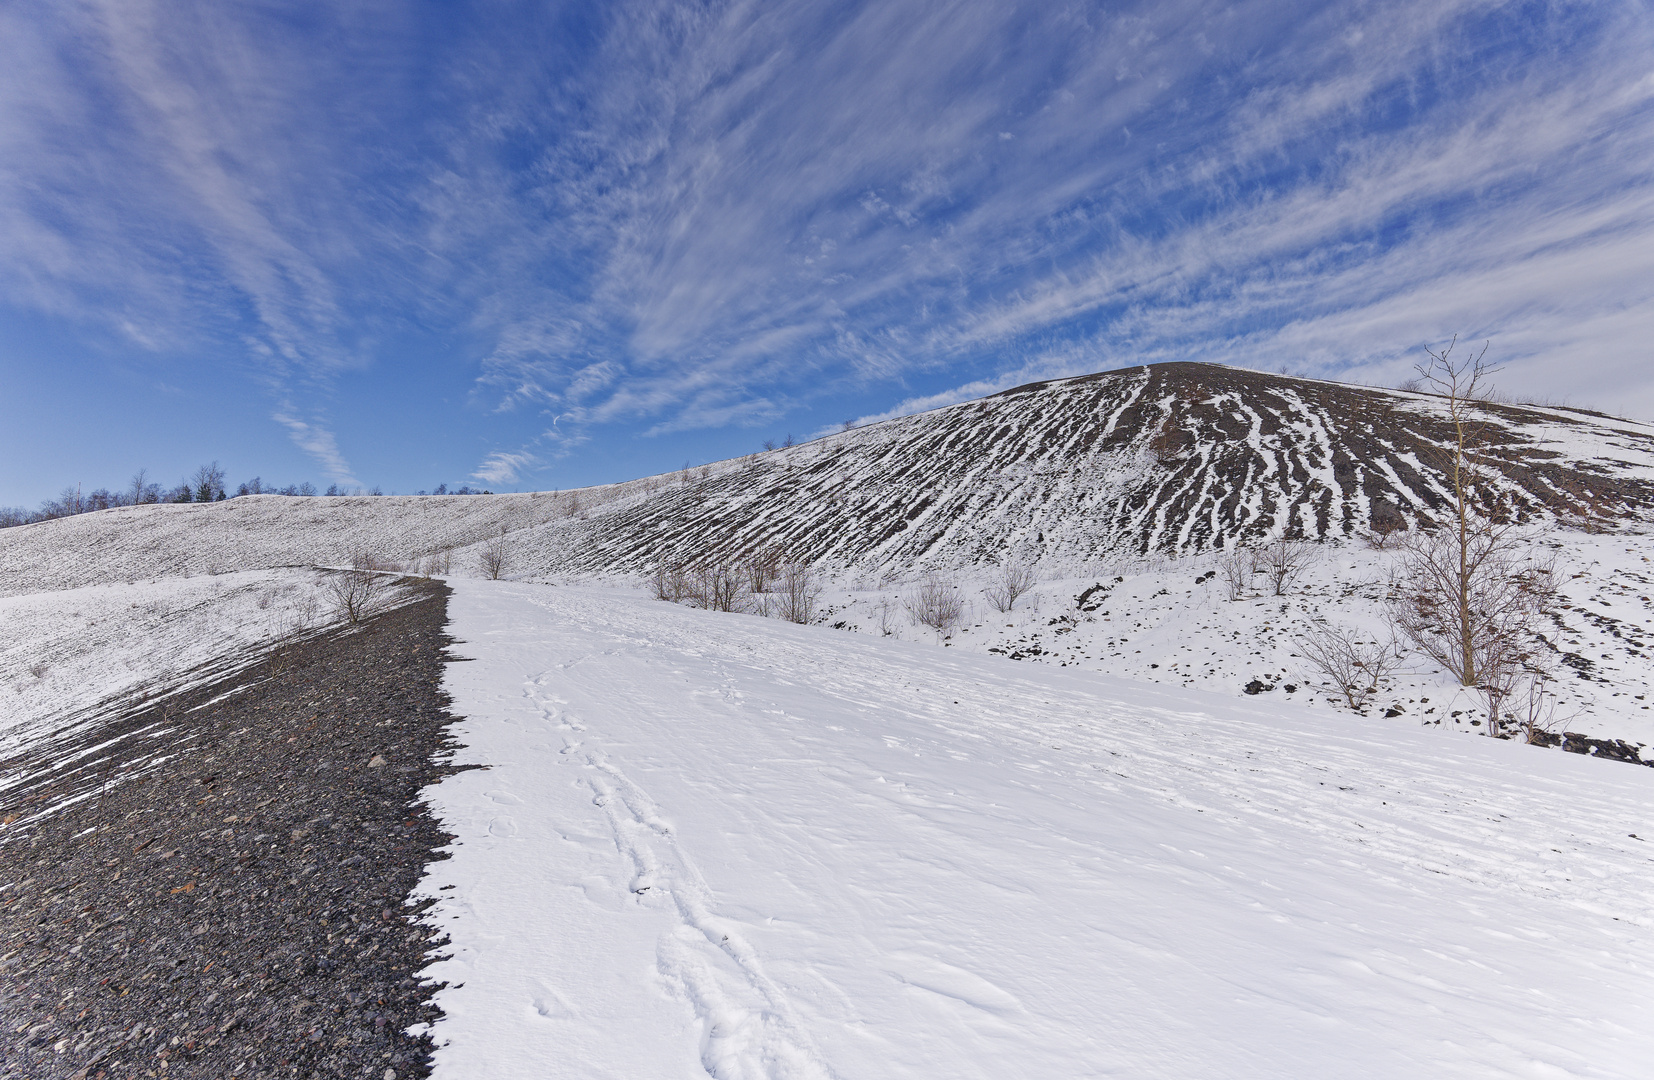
xmin=5 ymin=363 xmax=1654 ymax=597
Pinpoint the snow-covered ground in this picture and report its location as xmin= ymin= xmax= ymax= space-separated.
xmin=420 ymin=579 xmax=1654 ymax=1079
xmin=0 ymin=568 xmax=413 ymax=755
xmin=728 ymin=530 xmax=1653 ymax=746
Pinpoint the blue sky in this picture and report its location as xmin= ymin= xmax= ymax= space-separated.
xmin=3 ymin=0 xmax=1653 ymax=506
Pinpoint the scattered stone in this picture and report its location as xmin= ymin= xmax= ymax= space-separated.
xmin=0 ymin=580 xmax=473 ymax=1079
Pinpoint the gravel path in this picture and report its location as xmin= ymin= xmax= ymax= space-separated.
xmin=0 ymin=580 xmax=470 ymax=1080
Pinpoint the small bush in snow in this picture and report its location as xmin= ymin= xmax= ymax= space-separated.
xmin=1218 ymin=547 xmax=1259 ymax=601
xmin=479 ymin=530 xmax=509 ymax=580
xmin=690 ymin=563 xmax=748 ymax=612
xmin=351 ymin=550 xmax=393 ymax=573
xmin=905 ymin=574 xmax=963 ymax=632
xmin=984 ymin=563 xmax=1037 ymax=613
xmin=1259 ymin=538 xmax=1316 ymax=596
xmin=420 ymin=547 xmax=453 ymax=576
xmin=326 ymin=568 xmax=388 ymax=625
xmin=650 ymin=563 xmax=690 ymax=602
xmin=1294 ymin=622 xmax=1401 ymax=712
xmin=776 ymin=563 xmax=821 ymax=624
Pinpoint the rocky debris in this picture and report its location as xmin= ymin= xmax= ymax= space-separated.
xmin=0 ymin=580 xmax=472 ymax=1079
xmin=1526 ymin=730 xmax=1652 ymax=766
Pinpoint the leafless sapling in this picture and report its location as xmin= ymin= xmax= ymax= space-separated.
xmin=1219 ymin=546 xmax=1260 ymax=601
xmin=984 ymin=563 xmax=1037 ymax=613
xmin=326 ymin=568 xmax=388 ymax=625
xmin=1388 ymin=337 xmax=1558 ymax=734
xmin=479 ymin=529 xmax=509 ymax=580
xmin=1259 ymin=537 xmax=1316 ymax=596
xmin=776 ymin=563 xmax=821 ymax=624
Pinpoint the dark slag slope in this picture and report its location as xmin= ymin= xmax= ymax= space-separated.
xmin=0 ymin=581 xmax=471 ymax=1080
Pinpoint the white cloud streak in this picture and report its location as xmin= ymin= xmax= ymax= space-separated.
xmin=271 ymin=412 xmax=358 ymax=486
xmin=6 ymin=0 xmax=1654 ymax=485
xmin=446 ymin=0 xmax=1654 ymax=428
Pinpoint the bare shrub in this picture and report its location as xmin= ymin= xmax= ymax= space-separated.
xmin=421 ymin=547 xmax=453 ymax=576
xmin=1218 ymin=547 xmax=1260 ymax=601
xmin=326 ymin=569 xmax=388 ymax=625
xmin=650 ymin=563 xmax=690 ymax=601
xmin=275 ymin=593 xmax=320 ymax=641
xmin=984 ymin=563 xmax=1037 ymax=613
xmin=689 ymin=562 xmax=748 ymax=612
xmin=1295 ymin=623 xmax=1402 ymax=711
xmin=875 ymin=598 xmax=896 ymax=637
xmin=1259 ymin=537 xmax=1316 ymax=596
xmin=351 ymin=550 xmax=392 ymax=573
xmin=905 ymin=574 xmax=963 ymax=633
xmin=1365 ymin=499 xmax=1408 ymax=549
xmin=776 ymin=563 xmax=821 ymax=624
xmin=1511 ymin=675 xmax=1571 ymax=745
xmin=479 ymin=529 xmax=509 ymax=580
xmin=28 ymin=661 xmax=48 ymax=680
xmin=746 ymin=550 xmax=781 ymax=594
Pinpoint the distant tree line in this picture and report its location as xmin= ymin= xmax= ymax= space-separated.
xmin=0 ymin=463 xmax=494 ymax=529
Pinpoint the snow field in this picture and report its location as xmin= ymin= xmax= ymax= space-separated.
xmin=419 ymin=580 xmax=1654 ymax=1079
xmin=800 ymin=531 xmax=1654 ymax=746
xmin=0 ymin=569 xmax=418 ymax=755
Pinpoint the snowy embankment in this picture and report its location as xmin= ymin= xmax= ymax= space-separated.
xmin=419 ymin=580 xmax=1654 ymax=1079
xmin=794 ymin=531 xmax=1654 ymax=746
xmin=0 ymin=493 xmax=577 ymax=597
xmin=0 ymin=570 xmax=342 ymax=753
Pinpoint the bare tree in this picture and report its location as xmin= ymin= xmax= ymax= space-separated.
xmin=129 ymin=468 xmax=150 ymax=506
xmin=421 ymin=546 xmax=453 ymax=576
xmin=1509 ymin=675 xmax=1572 ymax=745
xmin=479 ymin=529 xmax=509 ymax=580
xmin=351 ymin=550 xmax=393 ymax=573
xmin=190 ymin=462 xmax=227 ymax=503
xmin=1389 ymin=337 xmax=1558 ymax=734
xmin=874 ymin=598 xmax=897 ymax=637
xmin=984 ymin=563 xmax=1037 ymax=613
xmin=1259 ymin=537 xmax=1316 ymax=596
xmin=650 ymin=563 xmax=690 ymax=602
xmin=776 ymin=563 xmax=821 ymax=624
xmin=1295 ymin=622 xmax=1402 ymax=712
xmin=905 ymin=573 xmax=963 ymax=633
xmin=746 ymin=550 xmax=781 ymax=594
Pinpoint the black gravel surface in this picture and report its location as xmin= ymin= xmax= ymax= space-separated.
xmin=0 ymin=580 xmax=473 ymax=1080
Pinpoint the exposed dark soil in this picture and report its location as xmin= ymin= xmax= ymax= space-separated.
xmin=0 ymin=581 xmax=472 ymax=1080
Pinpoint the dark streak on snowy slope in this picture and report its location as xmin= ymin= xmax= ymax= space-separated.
xmin=4 ymin=363 xmax=1652 ymax=594
xmin=531 ymin=362 xmax=1654 ymax=573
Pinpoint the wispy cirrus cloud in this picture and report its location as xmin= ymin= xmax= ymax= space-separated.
xmin=442 ymin=0 xmax=1654 ymax=437
xmin=271 ymin=412 xmax=357 ymax=487
xmin=5 ymin=0 xmax=1653 ymax=500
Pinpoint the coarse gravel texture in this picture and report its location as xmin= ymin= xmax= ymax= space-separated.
xmin=0 ymin=579 xmax=473 ymax=1080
